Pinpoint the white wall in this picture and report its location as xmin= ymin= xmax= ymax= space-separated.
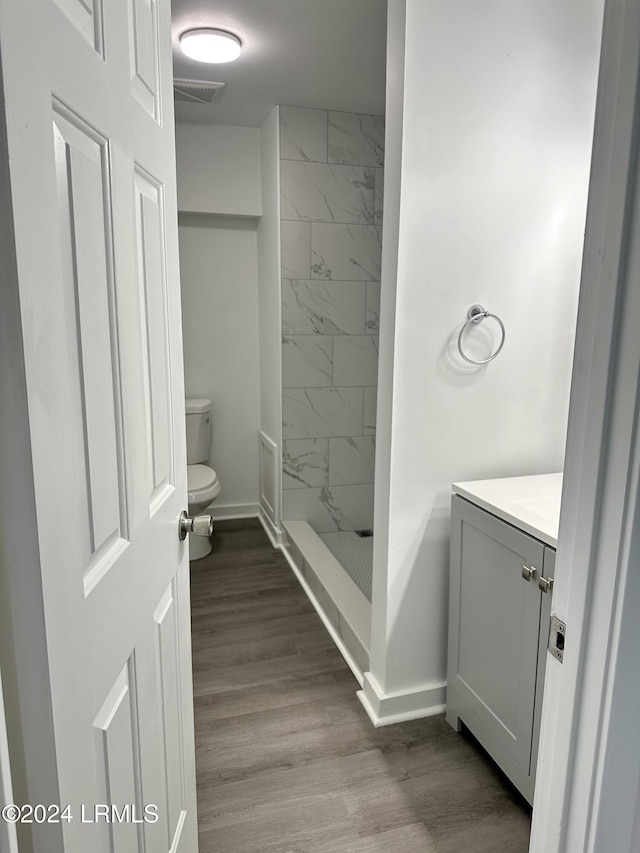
xmin=175 ymin=123 xmax=261 ymax=217
xmin=179 ymin=214 xmax=261 ymax=516
xmin=366 ymin=0 xmax=604 ymax=718
xmin=369 ymin=0 xmax=405 ymax=697
xmin=256 ymin=107 xmax=282 ymax=531
xmin=175 ymin=121 xmax=265 ymax=517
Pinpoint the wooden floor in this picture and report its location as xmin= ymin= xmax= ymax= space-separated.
xmin=190 ymin=521 xmax=531 ymax=853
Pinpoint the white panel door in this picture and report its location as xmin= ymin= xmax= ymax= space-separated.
xmin=0 ymin=668 xmax=19 ymax=853
xmin=0 ymin=0 xmax=197 ymax=850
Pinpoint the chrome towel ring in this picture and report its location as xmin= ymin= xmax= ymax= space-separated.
xmin=457 ymin=304 xmax=506 ymax=365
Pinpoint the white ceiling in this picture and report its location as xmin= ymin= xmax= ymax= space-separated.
xmin=171 ymin=0 xmax=387 ymax=127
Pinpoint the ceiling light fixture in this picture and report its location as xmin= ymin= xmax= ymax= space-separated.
xmin=179 ymin=28 xmax=242 ymax=64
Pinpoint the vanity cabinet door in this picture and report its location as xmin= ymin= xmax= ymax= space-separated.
xmin=447 ymin=496 xmax=545 ymax=782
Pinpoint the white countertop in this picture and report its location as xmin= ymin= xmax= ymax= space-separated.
xmin=452 ymin=472 xmax=563 ymax=547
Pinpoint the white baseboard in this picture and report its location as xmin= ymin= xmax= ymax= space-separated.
xmin=258 ymin=507 xmax=284 ymax=547
xmin=357 ymin=671 xmax=446 ymax=727
xmin=210 ymin=502 xmax=260 ymax=521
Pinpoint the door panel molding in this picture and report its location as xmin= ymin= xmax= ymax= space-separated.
xmin=134 ymin=166 xmax=175 ymax=512
xmin=53 ymin=0 xmax=105 ymax=57
xmin=128 ymin=0 xmax=160 ymax=122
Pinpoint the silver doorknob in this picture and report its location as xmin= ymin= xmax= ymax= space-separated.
xmin=178 ymin=510 xmax=213 ymax=541
xmin=521 ymin=565 xmax=537 ymax=582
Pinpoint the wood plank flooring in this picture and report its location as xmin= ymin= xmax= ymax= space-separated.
xmin=190 ymin=520 xmax=531 ymax=853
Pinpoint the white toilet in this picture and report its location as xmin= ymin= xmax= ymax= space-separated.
xmin=186 ymin=398 xmax=221 ymax=560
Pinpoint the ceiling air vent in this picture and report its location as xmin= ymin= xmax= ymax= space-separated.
xmin=173 ymin=79 xmax=226 ymax=105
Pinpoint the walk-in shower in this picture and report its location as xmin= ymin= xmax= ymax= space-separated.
xmin=278 ymin=104 xmax=384 ymax=676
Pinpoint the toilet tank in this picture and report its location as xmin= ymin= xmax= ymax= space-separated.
xmin=185 ymin=398 xmax=212 ymax=464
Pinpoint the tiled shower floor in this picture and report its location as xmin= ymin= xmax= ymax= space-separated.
xmin=317 ymin=531 xmax=373 ymax=601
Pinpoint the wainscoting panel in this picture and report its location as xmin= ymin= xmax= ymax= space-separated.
xmin=259 ymin=431 xmax=280 ymax=537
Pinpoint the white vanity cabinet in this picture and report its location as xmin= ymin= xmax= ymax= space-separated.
xmin=446 ymin=492 xmax=556 ymax=804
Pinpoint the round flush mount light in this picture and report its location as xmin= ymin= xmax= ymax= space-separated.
xmin=179 ymin=28 xmax=242 ymax=63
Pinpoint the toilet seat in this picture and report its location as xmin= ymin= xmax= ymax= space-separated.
xmin=187 ymin=464 xmax=221 ymax=505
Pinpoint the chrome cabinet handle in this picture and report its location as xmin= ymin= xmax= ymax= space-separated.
xmin=539 ymin=575 xmax=554 ymax=594
xmin=178 ymin=510 xmax=213 ymax=541
xmin=522 ymin=565 xmax=537 ymax=582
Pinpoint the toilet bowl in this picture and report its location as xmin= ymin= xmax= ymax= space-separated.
xmin=188 ymin=464 xmax=222 ymax=511
xmin=187 ymin=464 xmax=221 ymax=560
xmin=185 ymin=398 xmax=222 ymax=560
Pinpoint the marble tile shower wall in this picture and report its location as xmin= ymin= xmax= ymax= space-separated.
xmin=279 ymin=106 xmax=384 ymax=532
